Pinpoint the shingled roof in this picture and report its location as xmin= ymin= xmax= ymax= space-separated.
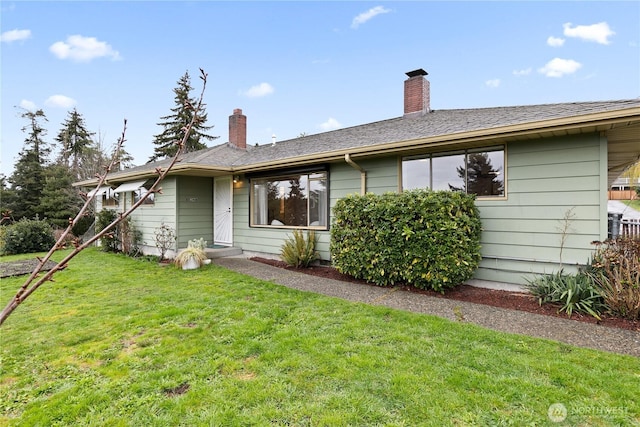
xmin=78 ymin=98 xmax=640 ymax=185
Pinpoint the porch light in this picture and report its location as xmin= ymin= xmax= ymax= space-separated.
xmin=233 ymin=175 xmax=241 ymax=183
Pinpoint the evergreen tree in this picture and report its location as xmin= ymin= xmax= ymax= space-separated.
xmin=39 ymin=165 xmax=81 ymax=229
xmin=55 ymin=109 xmax=96 ymax=180
xmin=0 ymin=174 xmax=16 ymax=222
xmin=450 ymin=152 xmax=504 ymax=196
xmin=111 ymin=142 xmax=135 ymax=171
xmin=149 ymin=71 xmax=217 ymax=161
xmin=7 ymin=109 xmax=50 ymax=220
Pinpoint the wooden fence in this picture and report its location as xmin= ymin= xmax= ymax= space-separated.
xmin=608 ymin=190 xmax=638 ymax=200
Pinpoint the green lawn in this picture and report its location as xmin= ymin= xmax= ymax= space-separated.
xmin=1 ymin=249 xmax=638 ymax=426
xmin=622 ymin=199 xmax=640 ymax=211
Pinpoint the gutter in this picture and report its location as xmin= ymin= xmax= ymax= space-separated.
xmin=345 ymin=154 xmax=366 ymax=195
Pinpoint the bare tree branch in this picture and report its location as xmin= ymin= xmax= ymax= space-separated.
xmin=0 ymin=69 xmax=209 ymax=326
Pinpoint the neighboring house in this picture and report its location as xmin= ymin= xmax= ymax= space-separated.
xmin=76 ymin=69 xmax=640 ymax=285
xmin=609 ymin=176 xmax=640 ymax=200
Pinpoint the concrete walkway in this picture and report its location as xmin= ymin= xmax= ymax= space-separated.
xmin=213 ymin=257 xmax=640 ymax=357
xmin=608 ymin=200 xmax=640 ymax=220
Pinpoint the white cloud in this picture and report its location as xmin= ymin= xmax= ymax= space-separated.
xmin=513 ymin=68 xmax=532 ymax=76
xmin=49 ymin=35 xmax=121 ymax=62
xmin=351 ymin=6 xmax=391 ymax=29
xmin=240 ymin=82 xmax=274 ymax=98
xmin=547 ymin=36 xmax=565 ymax=47
xmin=1 ymin=29 xmax=31 ymax=43
xmin=319 ymin=117 xmax=342 ymax=131
xmin=19 ymin=99 xmax=37 ymax=110
xmin=45 ymin=95 xmax=77 ymax=109
xmin=485 ymin=79 xmax=500 ymax=88
xmin=563 ymin=22 xmax=615 ymax=45
xmin=538 ymin=58 xmax=582 ymax=78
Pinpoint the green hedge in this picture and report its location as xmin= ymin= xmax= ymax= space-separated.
xmin=330 ymin=190 xmax=482 ymax=292
xmin=1 ymin=218 xmax=56 ymax=255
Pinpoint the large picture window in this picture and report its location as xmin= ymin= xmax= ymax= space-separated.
xmin=251 ymin=171 xmax=328 ymax=228
xmin=402 ymin=147 xmax=505 ymax=197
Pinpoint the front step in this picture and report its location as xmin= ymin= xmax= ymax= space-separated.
xmin=204 ymin=247 xmax=243 ymax=259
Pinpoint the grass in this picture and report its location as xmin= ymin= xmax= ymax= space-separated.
xmin=1 ymin=249 xmax=639 ymax=426
xmin=622 ymin=199 xmax=640 ymax=211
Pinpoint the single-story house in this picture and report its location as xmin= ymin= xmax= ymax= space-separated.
xmin=76 ymin=69 xmax=640 ymax=285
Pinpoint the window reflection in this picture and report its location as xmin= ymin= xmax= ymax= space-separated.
xmin=402 ymin=148 xmax=505 ymax=197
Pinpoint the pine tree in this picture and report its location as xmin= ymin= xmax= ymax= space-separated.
xmin=110 ymin=142 xmax=135 ymax=171
xmin=450 ymin=152 xmax=504 ymax=196
xmin=55 ymin=109 xmax=96 ymax=180
xmin=39 ymin=165 xmax=81 ymax=229
xmin=149 ymin=71 xmax=217 ymax=161
xmin=0 ymin=174 xmax=16 ymax=222
xmin=7 ymin=109 xmax=50 ymax=220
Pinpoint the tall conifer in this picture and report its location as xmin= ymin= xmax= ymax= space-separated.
xmin=149 ymin=71 xmax=217 ymax=161
xmin=7 ymin=110 xmax=50 ymax=220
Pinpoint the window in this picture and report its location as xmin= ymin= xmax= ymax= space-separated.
xmin=251 ymin=171 xmax=328 ymax=228
xmin=402 ymin=147 xmax=505 ymax=197
xmin=102 ymin=191 xmax=119 ymax=207
xmin=133 ymin=185 xmax=155 ymax=205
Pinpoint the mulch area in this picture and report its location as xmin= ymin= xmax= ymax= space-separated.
xmin=0 ymin=258 xmax=58 ymax=279
xmin=250 ymin=257 xmax=640 ymax=332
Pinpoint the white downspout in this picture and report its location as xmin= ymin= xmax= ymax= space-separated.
xmin=345 ymin=154 xmax=366 ymax=195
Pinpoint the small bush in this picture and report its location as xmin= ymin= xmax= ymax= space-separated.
xmin=588 ymin=238 xmax=640 ymax=320
xmin=95 ymin=210 xmax=140 ymax=255
xmin=188 ymin=238 xmax=207 ymax=250
xmin=0 ymin=226 xmax=6 ymax=255
xmin=72 ymin=214 xmax=94 ymax=238
xmin=119 ymin=217 xmax=141 ymax=256
xmin=154 ymin=223 xmax=176 ymax=261
xmin=1 ymin=217 xmax=56 ymax=255
xmin=53 ymin=228 xmax=77 ymax=249
xmin=174 ymin=246 xmax=207 ymax=268
xmin=331 ymin=190 xmax=482 ymax=292
xmin=281 ymin=230 xmax=319 ymax=268
xmin=96 ymin=209 xmax=119 ymax=252
xmin=525 ymin=271 xmax=604 ymax=319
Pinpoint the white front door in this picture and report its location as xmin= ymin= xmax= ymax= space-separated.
xmin=214 ymin=177 xmax=233 ymax=246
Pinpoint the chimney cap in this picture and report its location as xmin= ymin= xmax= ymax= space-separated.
xmin=405 ymin=69 xmax=428 ymax=78
xmin=233 ymin=108 xmax=243 ymax=115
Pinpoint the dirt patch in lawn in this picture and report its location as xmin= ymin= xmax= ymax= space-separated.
xmin=0 ymin=258 xmax=58 ymax=279
xmin=250 ymin=257 xmax=640 ymax=332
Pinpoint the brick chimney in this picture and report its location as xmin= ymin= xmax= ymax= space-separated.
xmin=404 ymin=69 xmax=430 ymax=116
xmin=229 ymin=108 xmax=247 ymax=150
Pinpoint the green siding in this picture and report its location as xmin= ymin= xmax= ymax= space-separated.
xmin=195 ymin=133 xmax=607 ymax=286
xmin=476 ymin=134 xmax=604 ymax=284
xmin=176 ymin=176 xmax=213 ymax=248
xmin=129 ymin=178 xmax=177 ymax=250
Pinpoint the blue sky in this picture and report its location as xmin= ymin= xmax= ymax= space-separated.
xmin=2 ymin=1 xmax=639 ymax=177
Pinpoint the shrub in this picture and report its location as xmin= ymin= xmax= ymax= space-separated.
xmin=0 ymin=226 xmax=6 ymax=255
xmin=1 ymin=217 xmax=56 ymax=255
xmin=154 ymin=223 xmax=176 ymax=261
xmin=525 ymin=271 xmax=604 ymax=319
xmin=187 ymin=238 xmax=207 ymax=250
xmin=119 ymin=217 xmax=142 ymax=256
xmin=174 ymin=246 xmax=207 ymax=269
xmin=96 ymin=209 xmax=119 ymax=252
xmin=281 ymin=230 xmax=319 ymax=268
xmin=331 ymin=190 xmax=482 ymax=292
xmin=71 ymin=213 xmax=94 ymax=238
xmin=95 ymin=210 xmax=140 ymax=255
xmin=588 ymin=238 xmax=640 ymax=320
